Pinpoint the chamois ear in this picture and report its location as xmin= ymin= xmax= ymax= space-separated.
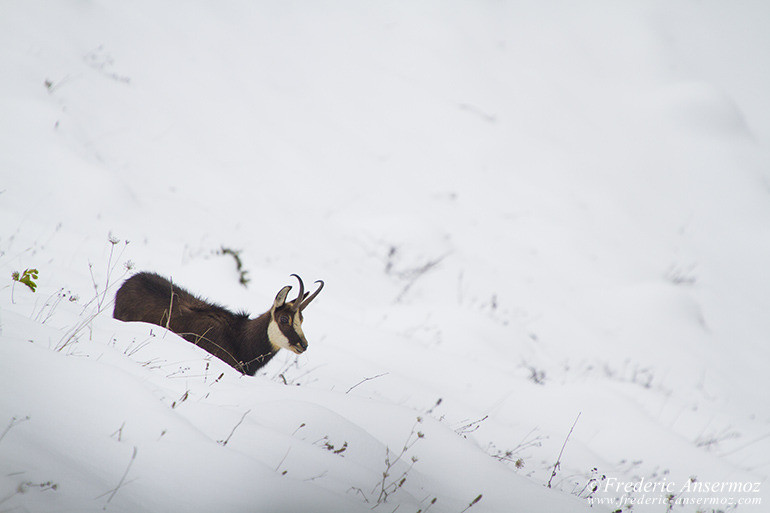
xmin=273 ymin=285 xmax=292 ymax=309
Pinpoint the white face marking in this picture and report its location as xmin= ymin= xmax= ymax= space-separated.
xmin=267 ymin=310 xmax=308 ymax=354
xmin=267 ymin=318 xmax=292 ymax=351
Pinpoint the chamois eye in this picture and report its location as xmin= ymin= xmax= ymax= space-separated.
xmin=279 ymin=315 xmax=290 ymax=325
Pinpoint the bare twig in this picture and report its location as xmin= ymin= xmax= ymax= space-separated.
xmin=346 ymin=373 xmax=388 ymax=394
xmin=97 ymin=446 xmax=137 ymax=506
xmin=218 ymin=409 xmax=251 ymax=446
xmin=0 ymin=416 xmax=30 ymax=444
xmin=347 ymin=487 xmax=369 ymax=503
xmin=0 ymin=480 xmax=58 ymax=507
xmin=454 ymin=415 xmax=488 ymax=436
xmin=34 ymin=288 xmax=64 ymax=323
xmin=110 ymin=422 xmax=126 ymax=442
xmin=60 ymin=236 xmax=132 ymax=351
xmin=275 ymin=447 xmax=291 ymax=474
xmin=123 ymin=335 xmax=154 ymax=357
xmin=170 ymin=390 xmax=189 ymax=409
xmin=372 ymin=417 xmax=424 ymax=504
xmin=416 ymin=497 xmax=438 ymax=513
xmin=459 ymin=494 xmax=483 ymax=513
xmin=720 ymin=431 xmax=770 ymax=456
xmin=547 ymin=412 xmax=581 ymax=488
xmin=303 ymin=470 xmax=327 ymax=482
xmin=164 ymin=277 xmax=174 ymax=330
xmin=393 ymin=254 xmax=448 ymax=303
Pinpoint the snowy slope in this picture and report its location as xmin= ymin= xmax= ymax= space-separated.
xmin=2 ymin=1 xmax=770 ymax=512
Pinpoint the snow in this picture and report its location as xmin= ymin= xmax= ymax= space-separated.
xmin=2 ymin=1 xmax=769 ymax=512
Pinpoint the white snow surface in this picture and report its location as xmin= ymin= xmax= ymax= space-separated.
xmin=2 ymin=1 xmax=770 ymax=512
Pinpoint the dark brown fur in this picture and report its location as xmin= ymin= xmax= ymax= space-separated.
xmin=113 ymin=272 xmax=278 ymax=375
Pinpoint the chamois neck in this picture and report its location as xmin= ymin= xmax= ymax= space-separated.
xmin=238 ymin=312 xmax=278 ymax=376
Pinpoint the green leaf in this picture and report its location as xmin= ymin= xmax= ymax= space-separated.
xmin=12 ymin=268 xmax=39 ymax=293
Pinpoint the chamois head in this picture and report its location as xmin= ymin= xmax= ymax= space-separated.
xmin=267 ymin=274 xmax=324 ymax=355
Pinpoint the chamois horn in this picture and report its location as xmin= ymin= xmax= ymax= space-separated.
xmin=289 ymin=274 xmax=305 ymax=311
xmin=300 ymin=280 xmax=324 ymax=311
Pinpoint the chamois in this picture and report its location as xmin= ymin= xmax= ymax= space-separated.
xmin=113 ymin=272 xmax=324 ymax=375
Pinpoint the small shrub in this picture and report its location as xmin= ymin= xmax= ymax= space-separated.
xmin=220 ymin=246 xmax=250 ymax=287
